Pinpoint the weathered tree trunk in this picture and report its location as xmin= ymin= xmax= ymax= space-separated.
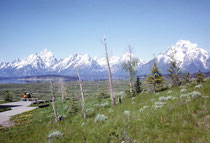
xmin=75 ymin=69 xmax=86 ymax=119
xmin=128 ymin=45 xmax=133 ymax=93
xmin=129 ymin=76 xmax=132 ymax=93
xmin=50 ymin=81 xmax=58 ymax=122
xmin=104 ymin=36 xmax=115 ymax=106
xmin=60 ymin=78 xmax=65 ymax=103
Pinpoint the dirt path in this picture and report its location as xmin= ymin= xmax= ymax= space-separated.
xmin=0 ymin=101 xmax=37 ymax=127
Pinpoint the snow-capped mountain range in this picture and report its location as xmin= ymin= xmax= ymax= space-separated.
xmin=0 ymin=40 xmax=210 ymax=79
xmin=139 ymin=40 xmax=210 ymax=75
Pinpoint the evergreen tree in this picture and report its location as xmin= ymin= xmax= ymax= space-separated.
xmin=134 ymin=77 xmax=142 ymax=94
xmin=184 ymin=71 xmax=191 ymax=83
xmin=68 ymin=93 xmax=79 ymax=115
xmin=145 ymin=61 xmax=164 ymax=93
xmin=99 ymin=88 xmax=109 ymax=99
xmin=4 ymin=90 xmax=13 ymax=102
xmin=196 ymin=69 xmax=204 ymax=83
xmin=167 ymin=51 xmax=182 ymax=87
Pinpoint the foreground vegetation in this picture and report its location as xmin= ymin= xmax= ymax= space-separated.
xmin=0 ymin=78 xmax=210 ymax=142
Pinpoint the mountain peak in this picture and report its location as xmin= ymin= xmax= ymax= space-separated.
xmin=0 ymin=41 xmax=209 ymax=78
xmin=155 ymin=40 xmax=210 ymax=73
xmin=174 ymin=40 xmax=198 ymax=50
xmin=39 ymin=48 xmax=54 ymax=58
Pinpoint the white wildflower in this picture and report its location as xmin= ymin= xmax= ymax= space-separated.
xmin=168 ymin=83 xmax=173 ymax=88
xmin=139 ymin=106 xmax=149 ymax=112
xmin=155 ymin=102 xmax=165 ymax=106
xmin=195 ymin=84 xmax=202 ymax=89
xmin=166 ymin=96 xmax=177 ymax=100
xmin=155 ymin=105 xmax=163 ymax=109
xmin=94 ymin=114 xmax=108 ymax=122
xmin=180 ymin=94 xmax=190 ymax=99
xmin=180 ymin=85 xmax=186 ymax=89
xmin=86 ymin=108 xmax=94 ymax=113
xmin=100 ymin=101 xmax=109 ymax=107
xmin=180 ymin=89 xmax=187 ymax=93
xmin=139 ymin=109 xmax=144 ymax=112
xmin=190 ymin=91 xmax=202 ymax=99
xmin=143 ymin=106 xmax=149 ymax=109
xmin=202 ymin=96 xmax=209 ymax=99
xmin=156 ymin=92 xmax=160 ymax=96
xmin=159 ymin=96 xmax=168 ymax=102
xmin=81 ymin=122 xmax=85 ymax=127
xmin=48 ymin=130 xmax=63 ymax=139
xmin=108 ymin=109 xmax=113 ymax=113
xmin=64 ymin=105 xmax=68 ymax=111
xmin=168 ymin=90 xmax=173 ymax=94
xmin=123 ymin=110 xmax=130 ymax=116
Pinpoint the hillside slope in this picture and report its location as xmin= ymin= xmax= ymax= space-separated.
xmin=0 ymin=79 xmax=210 ymax=143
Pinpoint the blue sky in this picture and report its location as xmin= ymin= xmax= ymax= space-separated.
xmin=0 ymin=0 xmax=210 ymax=62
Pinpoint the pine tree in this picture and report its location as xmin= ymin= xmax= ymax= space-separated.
xmin=184 ymin=71 xmax=191 ymax=83
xmin=134 ymin=77 xmax=142 ymax=94
xmin=99 ymin=88 xmax=109 ymax=99
xmin=68 ymin=93 xmax=79 ymax=115
xmin=4 ymin=90 xmax=13 ymax=102
xmin=196 ymin=69 xmax=204 ymax=83
xmin=167 ymin=51 xmax=182 ymax=87
xmin=145 ymin=61 xmax=164 ymax=93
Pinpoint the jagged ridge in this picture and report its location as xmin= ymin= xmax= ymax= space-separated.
xmin=0 ymin=40 xmax=210 ymax=78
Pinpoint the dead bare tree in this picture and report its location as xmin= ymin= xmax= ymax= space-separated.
xmin=50 ymin=81 xmax=58 ymax=122
xmin=104 ymin=36 xmax=115 ymax=106
xmin=122 ymin=45 xmax=139 ymax=95
xmin=75 ymin=68 xmax=86 ymax=119
xmin=59 ymin=78 xmax=66 ymax=103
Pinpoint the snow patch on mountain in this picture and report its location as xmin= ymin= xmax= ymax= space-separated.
xmin=140 ymin=40 xmax=210 ymax=74
xmin=0 ymin=40 xmax=209 ymax=78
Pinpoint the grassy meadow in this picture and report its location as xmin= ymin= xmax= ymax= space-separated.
xmin=0 ymin=79 xmax=210 ymax=143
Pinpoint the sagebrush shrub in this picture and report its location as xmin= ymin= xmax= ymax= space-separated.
xmin=190 ymin=91 xmax=202 ymax=99
xmin=48 ymin=130 xmax=63 ymax=139
xmin=180 ymin=94 xmax=190 ymax=99
xmin=159 ymin=96 xmax=168 ymax=102
xmin=180 ymin=85 xmax=186 ymax=89
xmin=195 ymin=84 xmax=202 ymax=89
xmin=108 ymin=109 xmax=113 ymax=113
xmin=123 ymin=110 xmax=130 ymax=116
xmin=94 ymin=114 xmax=108 ymax=122
xmin=180 ymin=89 xmax=187 ymax=93
xmin=168 ymin=90 xmax=173 ymax=94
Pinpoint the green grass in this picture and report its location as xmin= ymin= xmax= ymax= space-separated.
xmin=0 ymin=107 xmax=11 ymax=112
xmin=0 ymin=80 xmax=128 ymax=101
xmin=0 ymin=79 xmax=210 ymax=143
xmin=0 ymin=100 xmax=12 ymax=104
